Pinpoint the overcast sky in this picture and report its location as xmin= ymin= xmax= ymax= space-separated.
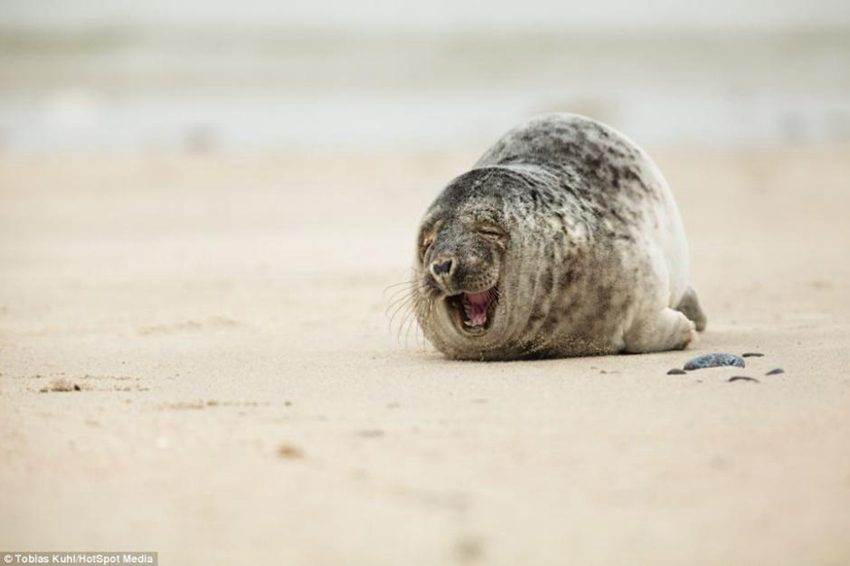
xmin=3 ymin=0 xmax=850 ymax=32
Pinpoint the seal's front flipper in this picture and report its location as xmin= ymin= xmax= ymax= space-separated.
xmin=676 ymin=286 xmax=707 ymax=332
xmin=624 ymin=308 xmax=697 ymax=354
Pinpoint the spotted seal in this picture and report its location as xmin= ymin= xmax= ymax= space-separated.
xmin=410 ymin=113 xmax=707 ymax=360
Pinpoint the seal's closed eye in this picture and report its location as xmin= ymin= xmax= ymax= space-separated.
xmin=474 ymin=226 xmax=505 ymax=239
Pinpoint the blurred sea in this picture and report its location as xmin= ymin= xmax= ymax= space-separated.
xmin=1 ymin=21 xmax=848 ymax=151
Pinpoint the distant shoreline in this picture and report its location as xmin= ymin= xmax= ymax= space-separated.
xmin=1 ymin=27 xmax=848 ymax=151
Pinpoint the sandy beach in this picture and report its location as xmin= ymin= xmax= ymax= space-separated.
xmin=1 ymin=148 xmax=849 ymax=565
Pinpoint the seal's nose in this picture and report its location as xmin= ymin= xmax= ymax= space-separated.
xmin=431 ymin=258 xmax=454 ymax=277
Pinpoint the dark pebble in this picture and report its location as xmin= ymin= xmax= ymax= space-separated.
xmin=765 ymin=368 xmax=785 ymax=375
xmin=73 ymin=384 xmax=81 ymax=391
xmin=742 ymin=352 xmax=764 ymax=358
xmin=667 ymin=368 xmax=687 ymax=375
xmin=683 ymin=353 xmax=746 ymax=371
xmin=728 ymin=376 xmax=760 ymax=383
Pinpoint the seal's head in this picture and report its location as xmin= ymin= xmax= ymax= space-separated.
xmin=412 ymin=168 xmax=535 ymax=360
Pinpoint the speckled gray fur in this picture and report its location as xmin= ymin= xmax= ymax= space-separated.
xmin=413 ymin=114 xmax=706 ymax=360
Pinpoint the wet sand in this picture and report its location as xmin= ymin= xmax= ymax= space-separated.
xmin=1 ymin=148 xmax=849 ymax=565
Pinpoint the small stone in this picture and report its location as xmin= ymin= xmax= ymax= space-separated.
xmin=277 ymin=444 xmax=305 ymax=459
xmin=742 ymin=352 xmax=764 ymax=358
xmin=667 ymin=368 xmax=687 ymax=375
xmin=765 ymin=368 xmax=785 ymax=375
xmin=728 ymin=376 xmax=760 ymax=383
xmin=684 ymin=353 xmax=745 ymax=371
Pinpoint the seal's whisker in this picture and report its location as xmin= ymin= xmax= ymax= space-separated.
xmin=385 ymin=295 xmax=412 ymax=319
xmin=381 ymin=278 xmax=417 ymax=298
xmin=412 ymin=295 xmax=436 ymax=349
xmin=393 ymin=292 xmax=428 ymax=349
xmin=387 ymin=290 xmax=415 ymax=318
xmin=384 ymin=284 xmax=416 ymax=303
xmin=383 ymin=279 xmax=414 ymax=290
xmin=403 ymin=313 xmax=417 ymax=347
xmin=396 ymin=305 xmax=418 ymax=344
xmin=406 ymin=298 xmax=429 ymax=348
xmin=385 ymin=290 xmax=412 ymax=307
xmin=389 ymin=282 xmax=417 ymax=305
xmin=385 ymin=287 xmax=415 ymax=313
xmin=416 ymin=297 xmax=436 ymax=348
xmin=390 ymin=288 xmax=424 ymax=343
xmin=388 ymin=299 xmax=415 ymax=334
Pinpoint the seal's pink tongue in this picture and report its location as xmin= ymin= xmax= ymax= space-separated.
xmin=463 ymin=291 xmax=491 ymax=326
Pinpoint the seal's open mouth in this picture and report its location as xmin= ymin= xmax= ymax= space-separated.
xmin=445 ymin=287 xmax=498 ymax=335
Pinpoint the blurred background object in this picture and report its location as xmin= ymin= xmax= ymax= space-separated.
xmin=1 ymin=0 xmax=849 ymax=153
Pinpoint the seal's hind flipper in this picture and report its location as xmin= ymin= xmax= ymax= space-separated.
xmin=676 ymin=286 xmax=707 ymax=332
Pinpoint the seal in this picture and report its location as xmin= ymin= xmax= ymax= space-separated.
xmin=410 ymin=113 xmax=707 ymax=360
